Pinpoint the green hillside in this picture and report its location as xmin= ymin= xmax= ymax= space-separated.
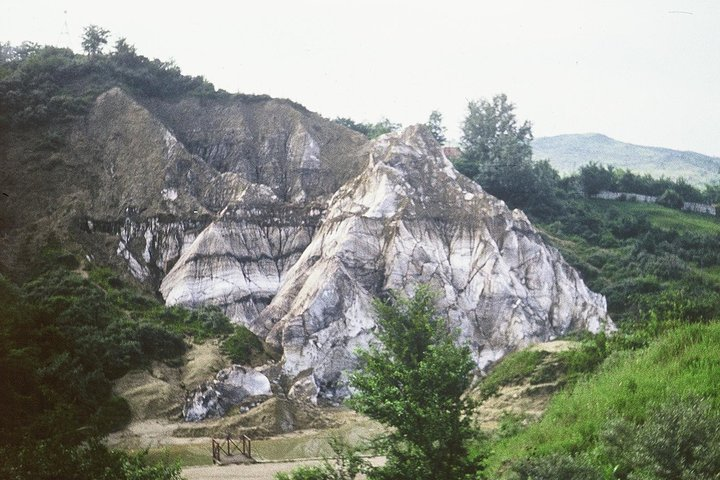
xmin=484 ymin=322 xmax=720 ymax=478
xmin=533 ymin=133 xmax=720 ymax=185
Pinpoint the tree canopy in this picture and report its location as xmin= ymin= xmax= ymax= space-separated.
xmin=349 ymin=286 xmax=479 ymax=480
xmin=426 ymin=110 xmax=446 ymax=145
xmin=454 ymin=94 xmax=559 ymax=216
xmin=81 ymin=25 xmax=110 ymax=57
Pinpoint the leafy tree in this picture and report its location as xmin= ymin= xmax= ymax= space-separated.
xmin=656 ymin=188 xmax=683 ymax=209
xmin=113 ymin=37 xmax=136 ymax=57
xmin=426 ymin=109 xmax=446 ymax=145
xmin=456 ymin=94 xmax=532 ymax=179
xmin=454 ymin=94 xmax=559 ymax=216
xmin=81 ymin=25 xmax=110 ymax=57
xmin=349 ymin=286 xmax=478 ymax=480
xmin=578 ymin=162 xmax=615 ymax=195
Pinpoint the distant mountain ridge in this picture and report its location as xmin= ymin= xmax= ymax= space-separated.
xmin=532 ymin=133 xmax=720 ymax=186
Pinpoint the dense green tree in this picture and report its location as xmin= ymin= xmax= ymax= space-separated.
xmin=426 ymin=109 xmax=446 ymax=145
xmin=349 ymin=286 xmax=478 ymax=480
xmin=81 ymin=25 xmax=110 ymax=57
xmin=578 ymin=162 xmax=615 ymax=195
xmin=456 ymin=94 xmax=533 ymax=179
xmin=113 ymin=37 xmax=136 ymax=57
xmin=454 ymin=94 xmax=559 ymax=216
xmin=657 ymin=188 xmax=684 ymax=209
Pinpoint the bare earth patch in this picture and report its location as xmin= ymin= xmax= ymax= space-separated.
xmin=474 ymin=340 xmax=578 ymax=429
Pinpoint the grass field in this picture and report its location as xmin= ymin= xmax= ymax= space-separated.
xmin=590 ymin=198 xmax=720 ymax=234
xmin=484 ymin=321 xmax=720 ymax=475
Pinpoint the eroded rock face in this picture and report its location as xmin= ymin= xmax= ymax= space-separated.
xmin=25 ymin=86 xmax=611 ymax=407
xmin=75 ymin=87 xmax=367 ymax=301
xmin=258 ymin=126 xmax=612 ymax=400
xmin=183 ymin=365 xmax=272 ymax=421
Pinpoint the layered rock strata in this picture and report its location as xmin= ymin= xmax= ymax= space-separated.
xmin=258 ymin=126 xmax=611 ymax=400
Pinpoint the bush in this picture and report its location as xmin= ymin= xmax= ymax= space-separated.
xmin=275 ymin=465 xmax=334 ymax=480
xmin=221 ymin=326 xmax=268 ymax=365
xmin=656 ymin=188 xmax=683 ymax=209
xmin=137 ymin=324 xmax=186 ymax=360
xmin=93 ymin=395 xmax=132 ymax=434
xmin=506 ymin=453 xmax=603 ymax=480
xmin=146 ymin=304 xmax=233 ymax=340
xmin=274 ymin=438 xmax=369 ymax=480
xmin=602 ymin=396 xmax=720 ymax=480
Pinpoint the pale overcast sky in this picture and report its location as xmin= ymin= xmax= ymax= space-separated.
xmin=3 ymin=0 xmax=719 ymax=156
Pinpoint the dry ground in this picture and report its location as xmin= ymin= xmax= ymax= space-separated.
xmin=183 ymin=457 xmax=386 ymax=480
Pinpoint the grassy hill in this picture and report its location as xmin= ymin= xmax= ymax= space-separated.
xmin=532 ymin=133 xmax=720 ymax=185
xmin=468 ymin=197 xmax=720 ymax=478
xmin=482 ymin=321 xmax=720 ymax=478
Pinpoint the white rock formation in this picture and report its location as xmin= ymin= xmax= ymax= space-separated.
xmin=85 ymin=91 xmax=610 ymax=405
xmin=183 ymin=365 xmax=272 ymax=421
xmin=258 ymin=126 xmax=612 ymax=400
xmin=160 ymin=184 xmax=322 ymax=328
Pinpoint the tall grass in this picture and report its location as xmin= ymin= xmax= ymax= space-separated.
xmin=485 ymin=322 xmax=720 ymax=474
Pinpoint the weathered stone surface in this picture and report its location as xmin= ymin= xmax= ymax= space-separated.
xmin=259 ymin=126 xmax=612 ymax=400
xmin=183 ymin=365 xmax=272 ymax=421
xmin=1 ymin=83 xmax=612 ymax=409
xmin=159 ymin=185 xmax=323 ymax=327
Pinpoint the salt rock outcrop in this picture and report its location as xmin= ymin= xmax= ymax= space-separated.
xmin=160 ymin=184 xmax=323 ymax=323
xmin=183 ymin=365 xmax=272 ymax=421
xmin=259 ymin=126 xmax=612 ymax=400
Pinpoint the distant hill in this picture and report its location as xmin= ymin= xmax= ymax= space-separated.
xmin=532 ymin=133 xmax=720 ymax=185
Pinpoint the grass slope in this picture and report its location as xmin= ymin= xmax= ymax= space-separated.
xmin=594 ymin=199 xmax=720 ymax=234
xmin=485 ymin=322 xmax=720 ymax=475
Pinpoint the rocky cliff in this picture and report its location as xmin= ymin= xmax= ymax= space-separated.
xmin=256 ymin=126 xmax=610 ymax=401
xmin=1 ymin=86 xmax=611 ymax=409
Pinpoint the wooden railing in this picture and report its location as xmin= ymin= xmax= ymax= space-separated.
xmin=211 ymin=434 xmax=252 ymax=463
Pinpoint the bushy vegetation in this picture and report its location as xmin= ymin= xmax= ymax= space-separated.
xmin=0 ymin=247 xmax=246 ymax=478
xmin=222 ymin=324 xmax=277 ymax=366
xmin=0 ymin=37 xmax=217 ymax=131
xmin=484 ymin=322 xmax=720 ymax=478
xmin=537 ymin=198 xmax=720 ymax=326
xmin=274 ymin=439 xmax=370 ymax=480
xmin=333 ymin=117 xmax=401 ymax=139
xmin=577 ymin=161 xmax=718 ymax=205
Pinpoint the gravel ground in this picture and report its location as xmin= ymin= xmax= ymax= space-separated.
xmin=183 ymin=457 xmax=384 ymax=480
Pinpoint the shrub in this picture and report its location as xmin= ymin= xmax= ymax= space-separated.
xmin=656 ymin=188 xmax=683 ymax=209
xmin=506 ymin=453 xmax=603 ymax=480
xmin=602 ymin=396 xmax=720 ymax=479
xmin=275 ymin=465 xmax=333 ymax=480
xmin=137 ymin=324 xmax=186 ymax=360
xmin=221 ymin=326 xmax=267 ymax=365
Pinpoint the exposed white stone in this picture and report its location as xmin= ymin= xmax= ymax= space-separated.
xmin=161 ymin=188 xmax=178 ymax=201
xmin=183 ymin=366 xmax=271 ymax=421
xmin=261 ymin=126 xmax=613 ymax=398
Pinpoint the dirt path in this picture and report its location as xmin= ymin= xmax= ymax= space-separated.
xmin=183 ymin=457 xmax=384 ymax=480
